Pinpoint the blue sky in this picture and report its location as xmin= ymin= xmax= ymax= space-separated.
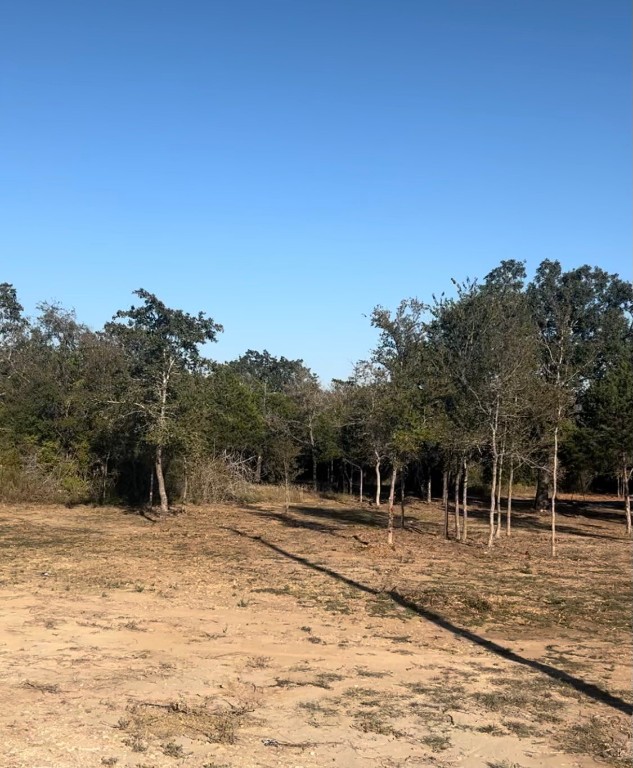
xmin=1 ymin=1 xmax=630 ymax=383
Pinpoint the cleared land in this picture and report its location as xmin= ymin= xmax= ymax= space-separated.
xmin=0 ymin=494 xmax=631 ymax=768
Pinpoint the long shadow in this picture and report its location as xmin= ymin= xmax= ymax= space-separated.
xmin=454 ymin=498 xmax=627 ymax=541
xmin=223 ymin=526 xmax=633 ymax=716
xmin=242 ymin=506 xmax=343 ymax=536
xmin=288 ymin=504 xmax=388 ymax=528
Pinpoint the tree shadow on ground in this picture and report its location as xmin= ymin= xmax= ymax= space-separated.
xmin=267 ymin=504 xmax=388 ymax=529
xmin=437 ymin=497 xmax=628 ymax=541
xmin=223 ymin=526 xmax=632 ymax=717
xmin=242 ymin=505 xmax=343 ymax=536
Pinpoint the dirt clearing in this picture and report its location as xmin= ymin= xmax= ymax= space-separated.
xmin=0 ymin=496 xmax=631 ymax=767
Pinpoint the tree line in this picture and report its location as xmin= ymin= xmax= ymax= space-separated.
xmin=1 ymin=259 xmax=631 ymax=554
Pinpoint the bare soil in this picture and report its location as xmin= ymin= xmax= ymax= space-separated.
xmin=0 ymin=493 xmax=631 ymax=768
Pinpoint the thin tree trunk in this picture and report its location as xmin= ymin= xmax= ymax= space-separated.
xmin=506 ymin=460 xmax=514 ymax=536
xmin=312 ymin=454 xmax=317 ymax=493
xmin=102 ymin=452 xmax=109 ymax=505
xmin=348 ymin=464 xmax=353 ymax=495
xmin=551 ymin=425 xmax=559 ymax=557
xmin=359 ymin=468 xmax=364 ymax=503
xmin=182 ymin=456 xmax=188 ymax=505
xmin=488 ymin=403 xmax=500 ymax=548
xmin=462 ymin=459 xmax=469 ymax=542
xmin=307 ymin=420 xmax=317 ymax=493
xmin=155 ymin=444 xmax=168 ymax=514
xmin=454 ymin=465 xmax=462 ymax=540
xmin=427 ymin=475 xmax=432 ymax=504
xmin=442 ymin=467 xmax=449 ymax=539
xmin=255 ymin=453 xmax=262 ymax=483
xmin=400 ymin=468 xmax=406 ymax=529
xmin=623 ymin=463 xmax=631 ymax=536
xmin=488 ymin=450 xmax=498 ymax=548
xmin=284 ymin=460 xmax=290 ymax=513
xmin=388 ymin=465 xmax=397 ymax=545
xmin=375 ymin=454 xmax=381 ymax=507
xmin=148 ymin=467 xmax=154 ymax=507
xmin=495 ymin=447 xmax=504 ymax=538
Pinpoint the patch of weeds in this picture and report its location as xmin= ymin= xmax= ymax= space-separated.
xmin=22 ymin=680 xmax=60 ymax=694
xmin=324 ymin=597 xmax=351 ymax=614
xmin=343 ymin=686 xmax=382 ymax=701
xmin=161 ymin=741 xmax=185 ymax=758
xmin=245 ymin=655 xmax=270 ymax=669
xmin=101 ymin=759 xmax=118 ymax=767
xmin=121 ymin=701 xmax=242 ymax=746
xmin=212 ymin=713 xmax=237 ymax=744
xmin=297 ymin=700 xmax=338 ymax=716
xmin=474 ymin=690 xmax=530 ymax=712
xmin=502 ymin=719 xmax=536 ymax=738
xmin=123 ymin=735 xmax=148 ymax=753
xmin=562 ymin=715 xmax=631 ymax=765
xmin=237 ymin=598 xmax=249 ymax=608
xmin=122 ymin=620 xmax=146 ymax=632
xmin=300 ymin=625 xmax=312 ymax=633
xmin=367 ymin=593 xmax=413 ymax=620
xmin=354 ymin=713 xmax=404 ymax=737
xmin=307 ymin=635 xmax=324 ymax=644
xmin=313 ymin=672 xmax=344 ymax=689
xmin=252 ymin=585 xmax=291 ymax=595
xmin=423 ymin=733 xmax=451 ymax=752
xmin=134 ymin=584 xmax=145 ymax=593
xmin=487 ymin=761 xmax=524 ymax=768
xmin=476 ymin=723 xmax=505 ymax=735
xmin=274 ymin=677 xmax=307 ymax=689
xmin=356 ymin=668 xmax=391 ymax=678
xmin=405 ymin=682 xmax=429 ymax=695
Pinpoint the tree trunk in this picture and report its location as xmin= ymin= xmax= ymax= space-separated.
xmin=506 ymin=461 xmax=514 ymax=536
xmin=182 ymin=456 xmax=188 ymax=506
xmin=312 ymin=454 xmax=317 ymax=493
xmin=623 ymin=463 xmax=631 ymax=536
xmin=400 ymin=468 xmax=406 ymax=529
xmin=454 ymin=465 xmax=462 ymax=540
xmin=495 ymin=449 xmax=504 ymax=538
xmin=488 ymin=406 xmax=499 ymax=548
xmin=442 ymin=467 xmax=449 ymax=540
xmin=348 ymin=465 xmax=353 ymax=495
xmin=359 ymin=468 xmax=364 ymax=503
xmin=255 ymin=453 xmax=262 ymax=483
xmin=534 ymin=468 xmax=549 ymax=511
xmin=284 ymin=460 xmax=290 ymax=513
xmin=462 ymin=460 xmax=469 ymax=542
xmin=306 ymin=419 xmax=317 ymax=493
xmin=387 ymin=466 xmax=397 ymax=546
xmin=427 ymin=475 xmax=432 ymax=504
xmin=148 ymin=467 xmax=154 ymax=507
xmin=155 ymin=444 xmax=168 ymax=514
xmin=375 ymin=454 xmax=381 ymax=507
xmin=551 ymin=425 xmax=559 ymax=557
xmin=101 ymin=452 xmax=109 ymax=505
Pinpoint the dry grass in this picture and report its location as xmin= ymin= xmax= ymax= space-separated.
xmin=0 ymin=493 xmax=631 ymax=767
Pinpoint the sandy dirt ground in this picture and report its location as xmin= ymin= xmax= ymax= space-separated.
xmin=0 ymin=494 xmax=631 ymax=768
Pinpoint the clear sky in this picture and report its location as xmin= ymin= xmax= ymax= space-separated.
xmin=1 ymin=1 xmax=631 ymax=383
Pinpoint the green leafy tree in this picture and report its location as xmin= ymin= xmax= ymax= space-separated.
xmin=106 ymin=290 xmax=222 ymax=513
